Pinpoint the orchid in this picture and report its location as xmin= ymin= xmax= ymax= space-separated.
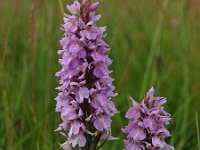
xmin=55 ymin=0 xmax=118 ymax=149
xmin=122 ymin=87 xmax=174 ymax=150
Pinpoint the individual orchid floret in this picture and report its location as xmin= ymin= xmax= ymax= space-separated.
xmin=55 ymin=0 xmax=118 ymax=149
xmin=122 ymin=87 xmax=174 ymax=150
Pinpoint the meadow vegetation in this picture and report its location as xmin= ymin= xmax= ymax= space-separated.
xmin=0 ymin=0 xmax=200 ymax=149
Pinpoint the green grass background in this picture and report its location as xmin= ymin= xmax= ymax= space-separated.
xmin=0 ymin=0 xmax=200 ymax=149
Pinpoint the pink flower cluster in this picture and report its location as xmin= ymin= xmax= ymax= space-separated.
xmin=122 ymin=88 xmax=174 ymax=150
xmin=55 ymin=0 xmax=118 ymax=149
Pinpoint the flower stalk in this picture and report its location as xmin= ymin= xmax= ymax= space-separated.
xmin=55 ymin=0 xmax=118 ymax=149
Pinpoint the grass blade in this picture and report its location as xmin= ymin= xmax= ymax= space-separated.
xmin=196 ymin=112 xmax=200 ymax=150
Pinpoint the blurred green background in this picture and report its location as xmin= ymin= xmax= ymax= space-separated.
xmin=0 ymin=0 xmax=200 ymax=149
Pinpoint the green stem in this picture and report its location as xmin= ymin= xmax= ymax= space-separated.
xmin=58 ymin=0 xmax=64 ymax=15
xmin=196 ymin=112 xmax=200 ymax=150
xmin=90 ymin=133 xmax=102 ymax=150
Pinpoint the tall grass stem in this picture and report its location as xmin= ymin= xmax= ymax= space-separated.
xmin=196 ymin=112 xmax=200 ymax=150
xmin=58 ymin=0 xmax=64 ymax=15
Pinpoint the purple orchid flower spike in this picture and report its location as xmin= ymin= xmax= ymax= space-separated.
xmin=122 ymin=87 xmax=174 ymax=150
xmin=55 ymin=0 xmax=118 ymax=149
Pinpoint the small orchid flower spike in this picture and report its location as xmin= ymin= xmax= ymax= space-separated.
xmin=122 ymin=87 xmax=174 ymax=150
